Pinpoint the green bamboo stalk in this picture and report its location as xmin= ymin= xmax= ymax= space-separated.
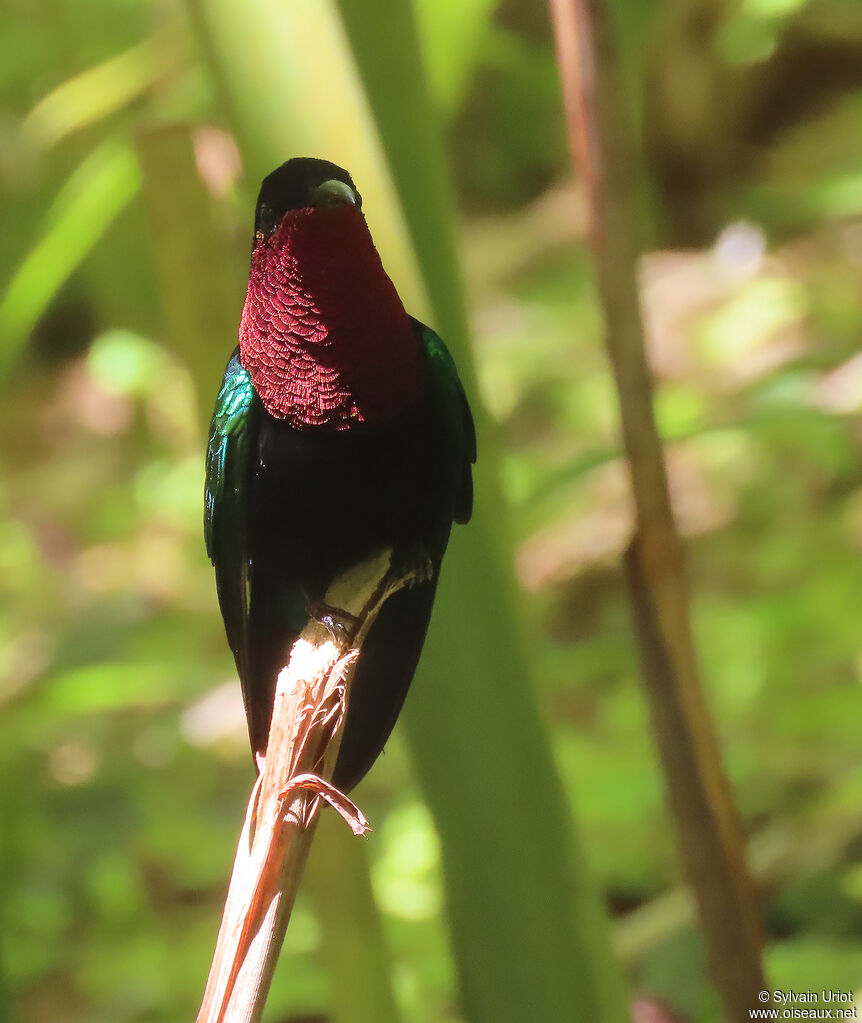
xmin=329 ymin=0 xmax=471 ymax=372
xmin=548 ymin=1 xmax=766 ymax=1018
xmin=330 ymin=4 xmax=628 ymax=1021
xmin=304 ymin=812 xmax=402 ymax=1023
xmin=407 ymin=520 xmax=627 ymax=1023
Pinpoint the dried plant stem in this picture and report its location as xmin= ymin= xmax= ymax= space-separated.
xmin=548 ymin=1 xmax=766 ymax=1018
xmin=196 ymin=549 xmax=402 ymax=1023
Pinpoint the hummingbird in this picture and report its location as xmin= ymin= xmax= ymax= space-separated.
xmin=205 ymin=158 xmax=475 ymax=791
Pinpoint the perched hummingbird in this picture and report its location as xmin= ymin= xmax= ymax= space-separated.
xmin=205 ymin=158 xmax=475 ymax=791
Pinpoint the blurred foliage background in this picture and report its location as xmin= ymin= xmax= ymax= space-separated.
xmin=3 ymin=0 xmax=862 ymax=1020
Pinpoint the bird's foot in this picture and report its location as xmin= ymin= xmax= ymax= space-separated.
xmin=307 ymin=548 xmax=434 ymax=645
xmin=407 ymin=549 xmax=435 ymax=588
xmin=306 ymin=599 xmax=362 ymax=643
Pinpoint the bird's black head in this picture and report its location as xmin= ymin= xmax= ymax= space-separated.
xmin=253 ymin=157 xmax=362 ymax=239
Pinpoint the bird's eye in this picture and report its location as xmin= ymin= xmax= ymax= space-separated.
xmin=255 ymin=202 xmax=277 ymax=237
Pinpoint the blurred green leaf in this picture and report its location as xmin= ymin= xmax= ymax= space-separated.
xmin=0 ymin=138 xmax=140 ymax=373
xmin=22 ymin=40 xmax=170 ymax=150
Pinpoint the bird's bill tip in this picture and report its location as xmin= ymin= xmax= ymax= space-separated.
xmin=310 ymin=179 xmax=361 ymax=210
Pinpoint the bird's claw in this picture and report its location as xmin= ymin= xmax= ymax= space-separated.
xmin=280 ymin=772 xmax=371 ymax=837
xmin=395 ymin=547 xmax=435 ymax=590
xmin=411 ymin=551 xmax=435 ymax=587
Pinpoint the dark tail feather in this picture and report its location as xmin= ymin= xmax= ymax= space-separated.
xmin=243 ymin=571 xmax=306 ymax=760
xmin=333 ymin=576 xmax=439 ymax=792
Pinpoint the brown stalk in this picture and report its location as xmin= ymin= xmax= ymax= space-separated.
xmin=547 ymin=0 xmax=766 ymax=1018
xmin=195 ymin=548 xmax=405 ymax=1023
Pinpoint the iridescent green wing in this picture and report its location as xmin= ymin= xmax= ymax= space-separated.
xmin=205 ymin=348 xmax=259 ymax=683
xmin=417 ymin=321 xmax=476 ymax=524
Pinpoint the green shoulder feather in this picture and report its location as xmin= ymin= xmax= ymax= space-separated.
xmin=416 ymin=321 xmax=476 ymax=524
xmin=205 ymin=350 xmax=258 ymax=680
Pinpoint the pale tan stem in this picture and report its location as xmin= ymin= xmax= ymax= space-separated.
xmin=196 ymin=549 xmax=405 ymax=1023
